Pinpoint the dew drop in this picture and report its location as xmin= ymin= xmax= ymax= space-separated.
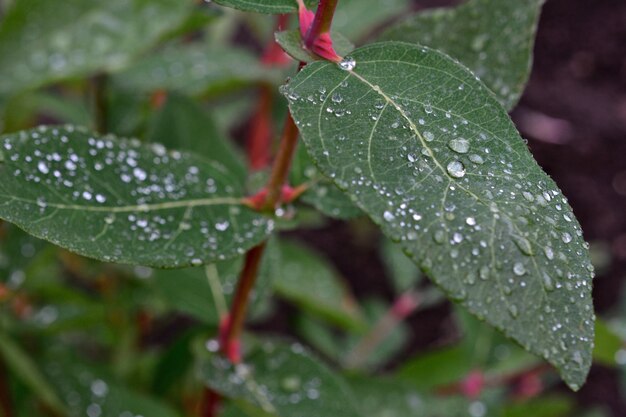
xmin=383 ymin=210 xmax=395 ymax=222
xmin=331 ymin=92 xmax=343 ymax=103
xmin=561 ymin=232 xmax=572 ymax=243
xmin=512 ymin=236 xmax=533 ymax=256
xmin=466 ymin=217 xmax=476 ymax=226
xmin=508 ymin=304 xmax=519 ymax=318
xmin=479 ymin=266 xmax=490 ymax=280
xmin=544 ymin=246 xmax=554 ymax=260
xmin=433 ymin=230 xmax=446 ymax=244
xmin=133 ymin=167 xmax=147 ymax=181
xmin=448 ymin=138 xmax=470 ymax=154
xmin=446 ymin=161 xmax=466 ymax=178
xmin=542 ymin=272 xmax=555 ymax=291
xmin=469 ymin=154 xmax=484 ymax=165
xmin=423 ymin=131 xmax=435 ymax=142
xmin=37 ymin=161 xmax=49 ymax=174
xmin=513 ymin=262 xmax=526 ymax=276
xmin=338 ymin=56 xmax=356 ymax=71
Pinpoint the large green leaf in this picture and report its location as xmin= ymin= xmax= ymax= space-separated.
xmin=113 ymin=43 xmax=276 ymax=97
xmin=379 ymin=0 xmax=545 ymax=110
xmin=0 ymin=125 xmax=272 ymax=268
xmin=147 ymin=93 xmax=246 ymax=184
xmin=199 ymin=339 xmax=360 ymax=417
xmin=213 ymin=0 xmax=316 ymax=14
xmin=284 ymin=42 xmax=594 ymax=390
xmin=0 ymin=0 xmax=191 ymax=98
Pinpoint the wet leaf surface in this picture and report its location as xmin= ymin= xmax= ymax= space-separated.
xmin=0 ymin=126 xmax=272 ymax=268
xmin=285 ymin=41 xmax=594 ymax=389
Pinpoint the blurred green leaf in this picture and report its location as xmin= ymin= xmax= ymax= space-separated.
xmin=270 ymin=239 xmax=364 ymax=330
xmin=398 ymin=345 xmax=472 ymax=390
xmin=114 ymin=43 xmax=277 ymax=97
xmin=0 ymin=0 xmax=193 ymax=98
xmin=0 ymin=333 xmax=67 ymax=415
xmin=43 ymin=350 xmax=182 ymax=417
xmin=0 ymin=125 xmax=272 ymax=267
xmin=333 ymin=0 xmax=410 ymax=40
xmin=503 ymin=395 xmax=575 ymax=417
xmin=147 ymin=93 xmax=246 ymax=184
xmin=379 ymin=0 xmax=545 ymax=109
xmin=593 ymin=318 xmax=622 ymax=367
xmin=200 ymin=338 xmax=360 ymax=417
xmin=380 ymin=238 xmax=422 ymax=293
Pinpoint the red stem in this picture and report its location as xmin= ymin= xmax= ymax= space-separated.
xmin=304 ymin=0 xmax=339 ymax=49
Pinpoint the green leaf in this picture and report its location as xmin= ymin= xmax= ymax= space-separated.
xmin=593 ymin=318 xmax=622 ymax=367
xmin=275 ymin=30 xmax=355 ymax=64
xmin=270 ymin=239 xmax=364 ymax=330
xmin=151 ymin=252 xmax=274 ymax=323
xmin=0 ymin=333 xmax=67 ymax=415
xmin=113 ymin=43 xmax=276 ymax=97
xmin=380 ymin=238 xmax=422 ymax=293
xmin=213 ymin=0 xmax=316 ymax=14
xmin=398 ymin=345 xmax=472 ymax=390
xmin=199 ymin=339 xmax=360 ymax=417
xmin=43 ymin=351 xmax=181 ymax=417
xmin=290 ymin=143 xmax=362 ymax=219
xmin=332 ymin=0 xmax=411 ymax=40
xmin=0 ymin=0 xmax=191 ymax=98
xmin=379 ymin=0 xmax=545 ymax=110
xmin=147 ymin=93 xmax=246 ymax=184
xmin=346 ymin=376 xmax=472 ymax=417
xmin=0 ymin=125 xmax=272 ymax=268
xmin=503 ymin=396 xmax=575 ymax=417
xmin=285 ymin=42 xmax=594 ymax=390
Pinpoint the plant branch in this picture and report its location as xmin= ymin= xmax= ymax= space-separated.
xmin=304 ymin=0 xmax=339 ymax=50
xmin=262 ymin=113 xmax=300 ymax=210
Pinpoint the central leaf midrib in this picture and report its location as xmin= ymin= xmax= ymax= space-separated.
xmin=0 ymin=192 xmax=244 ymax=213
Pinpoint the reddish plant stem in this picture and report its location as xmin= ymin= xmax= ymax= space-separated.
xmin=219 ymin=243 xmax=267 ymax=363
xmin=261 ymin=113 xmax=301 ymax=210
xmin=246 ymin=84 xmax=274 ymax=171
xmin=304 ymin=0 xmax=339 ymax=49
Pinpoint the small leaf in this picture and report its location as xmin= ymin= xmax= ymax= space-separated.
xmin=213 ymin=0 xmax=317 ymax=14
xmin=199 ymin=339 xmax=360 ymax=417
xmin=0 ymin=125 xmax=272 ymax=268
xmin=593 ymin=319 xmax=623 ymax=367
xmin=285 ymin=42 xmax=594 ymax=390
xmin=0 ymin=0 xmax=191 ymax=98
xmin=147 ymin=93 xmax=246 ymax=184
xmin=379 ymin=0 xmax=545 ymax=110
xmin=0 ymin=333 xmax=67 ymax=415
xmin=275 ymin=30 xmax=355 ymax=63
xmin=113 ymin=43 xmax=277 ymax=97
xmin=269 ymin=240 xmax=364 ymax=330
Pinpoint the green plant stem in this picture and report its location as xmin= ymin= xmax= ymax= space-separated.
xmin=344 ymin=289 xmax=421 ymax=369
xmin=304 ymin=0 xmax=339 ymax=49
xmin=91 ymin=73 xmax=108 ymax=134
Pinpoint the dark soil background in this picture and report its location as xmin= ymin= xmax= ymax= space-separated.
xmin=278 ymin=0 xmax=626 ymax=415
